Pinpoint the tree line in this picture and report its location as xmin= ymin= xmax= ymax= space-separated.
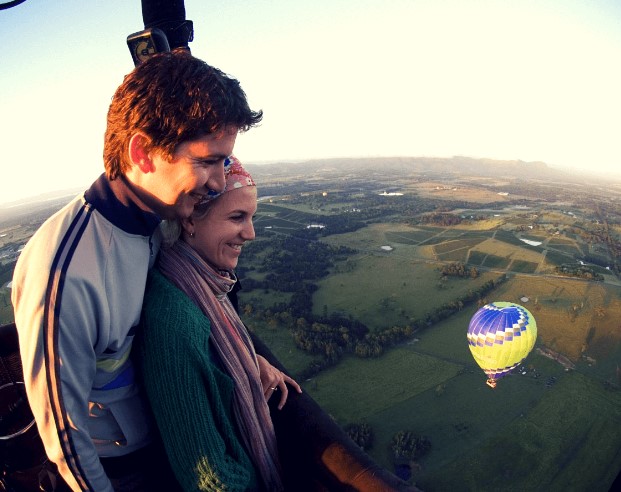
xmin=243 ymin=273 xmax=507 ymax=379
xmin=439 ymin=262 xmax=479 ymax=278
xmin=555 ymin=264 xmax=604 ymax=281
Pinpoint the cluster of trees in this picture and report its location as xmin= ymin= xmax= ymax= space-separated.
xmin=343 ymin=422 xmax=374 ymax=451
xmin=245 ymin=307 xmax=414 ymax=375
xmin=439 ymin=262 xmax=479 ymax=278
xmin=555 ymin=264 xmax=604 ymax=281
xmin=342 ymin=422 xmax=430 ymax=464
xmin=571 ymin=225 xmax=618 ymax=253
xmin=353 ymin=325 xmax=416 ymax=358
xmin=567 ymin=208 xmax=621 ymax=274
xmin=353 ymin=277 xmax=504 ymax=359
xmin=239 ymin=235 xmax=355 ymax=318
xmin=420 ymin=212 xmax=464 ymax=226
xmin=291 ymin=315 xmax=369 ymax=363
xmin=391 ymin=430 xmax=431 ymax=462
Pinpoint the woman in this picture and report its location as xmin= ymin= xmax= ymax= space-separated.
xmin=137 ymin=156 xmax=301 ymax=491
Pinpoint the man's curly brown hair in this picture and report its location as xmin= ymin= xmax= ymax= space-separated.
xmin=104 ymin=49 xmax=263 ymax=179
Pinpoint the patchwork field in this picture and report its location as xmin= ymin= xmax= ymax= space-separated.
xmin=242 ymin=211 xmax=621 ymax=490
xmin=316 ymin=227 xmax=503 ymax=328
xmin=244 ymin=241 xmax=621 ymax=490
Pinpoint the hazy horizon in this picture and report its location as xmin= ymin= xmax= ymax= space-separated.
xmin=2 ymin=154 xmax=620 ymax=208
xmin=1 ymin=0 xmax=620 ymax=204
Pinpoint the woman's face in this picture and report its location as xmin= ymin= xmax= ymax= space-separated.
xmin=186 ymin=186 xmax=257 ymax=270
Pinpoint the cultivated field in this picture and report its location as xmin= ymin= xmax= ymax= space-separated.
xmin=245 ymin=267 xmax=621 ymax=490
xmin=244 ymin=208 xmax=621 ymax=490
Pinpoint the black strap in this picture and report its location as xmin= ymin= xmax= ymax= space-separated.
xmin=0 ymin=0 xmax=28 ymax=11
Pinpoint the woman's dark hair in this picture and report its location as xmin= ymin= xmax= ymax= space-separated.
xmin=104 ymin=49 xmax=263 ymax=179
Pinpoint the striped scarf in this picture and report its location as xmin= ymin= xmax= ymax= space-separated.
xmin=158 ymin=240 xmax=283 ymax=491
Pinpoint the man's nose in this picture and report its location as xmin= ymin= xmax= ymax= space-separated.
xmin=206 ymin=164 xmax=226 ymax=193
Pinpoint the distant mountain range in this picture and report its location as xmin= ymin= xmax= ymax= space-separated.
xmin=0 ymin=188 xmax=83 ymax=210
xmin=1 ymin=156 xmax=616 ymax=221
xmin=0 ymin=188 xmax=83 ymax=225
xmin=246 ymin=156 xmax=599 ymax=184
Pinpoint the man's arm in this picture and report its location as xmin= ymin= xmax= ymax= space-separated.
xmin=12 ymin=207 xmax=115 ymax=492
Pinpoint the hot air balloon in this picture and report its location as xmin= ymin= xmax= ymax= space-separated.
xmin=467 ymin=302 xmax=537 ymax=388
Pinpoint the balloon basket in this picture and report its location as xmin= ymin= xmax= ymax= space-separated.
xmin=486 ymin=378 xmax=497 ymax=389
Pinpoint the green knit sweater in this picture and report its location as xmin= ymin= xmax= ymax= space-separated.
xmin=136 ymin=269 xmax=260 ymax=491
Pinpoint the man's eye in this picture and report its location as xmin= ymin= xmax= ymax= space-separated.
xmin=195 ymin=157 xmax=223 ymax=166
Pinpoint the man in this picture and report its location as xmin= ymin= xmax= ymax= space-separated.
xmin=11 ymin=49 xmax=262 ymax=491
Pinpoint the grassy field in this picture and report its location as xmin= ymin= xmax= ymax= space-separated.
xmin=470 ymin=238 xmax=544 ymax=265
xmin=245 ymin=318 xmax=318 ymax=376
xmin=434 ymin=238 xmax=488 ymax=262
xmin=417 ymin=371 xmax=621 ymax=492
xmin=300 ymin=298 xmax=621 ymax=491
xmin=292 ymin=222 xmax=621 ymax=490
xmin=0 ymin=287 xmax=13 ymax=325
xmin=545 ymin=249 xmax=579 ymax=267
xmin=492 ymin=276 xmax=621 ymax=367
xmin=337 ymin=222 xmax=603 ymax=281
xmin=239 ymin=215 xmax=621 ymax=491
xmin=509 ymin=259 xmax=539 ymax=273
xmin=306 ymin=348 xmax=463 ymax=422
xmin=255 ymin=202 xmax=322 ymax=230
xmin=471 ymin=252 xmax=511 ymax=269
xmin=312 ymin=252 xmax=501 ymax=330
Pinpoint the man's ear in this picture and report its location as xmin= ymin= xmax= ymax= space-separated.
xmin=128 ymin=133 xmax=155 ymax=173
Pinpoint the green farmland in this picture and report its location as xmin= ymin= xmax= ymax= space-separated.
xmin=294 ymin=305 xmax=621 ymax=491
xmin=241 ymin=198 xmax=621 ymax=491
xmin=244 ymin=231 xmax=621 ymax=490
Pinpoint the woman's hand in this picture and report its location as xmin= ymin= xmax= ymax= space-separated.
xmin=257 ymin=355 xmax=302 ymax=410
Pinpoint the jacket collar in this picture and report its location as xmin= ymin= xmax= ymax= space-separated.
xmin=84 ymin=173 xmax=161 ymax=236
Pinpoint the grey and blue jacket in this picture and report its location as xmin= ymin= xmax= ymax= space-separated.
xmin=12 ymin=173 xmax=161 ymax=491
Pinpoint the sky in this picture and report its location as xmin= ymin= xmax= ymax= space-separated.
xmin=1 ymin=0 xmax=620 ymax=204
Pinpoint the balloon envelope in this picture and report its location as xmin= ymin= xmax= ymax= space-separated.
xmin=467 ymin=302 xmax=537 ymax=387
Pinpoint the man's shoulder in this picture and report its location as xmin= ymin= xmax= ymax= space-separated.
xmin=17 ymin=194 xmax=87 ymax=262
xmin=39 ymin=193 xmax=86 ymax=227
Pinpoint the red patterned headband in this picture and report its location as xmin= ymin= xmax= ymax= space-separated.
xmin=198 ymin=155 xmax=255 ymax=206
